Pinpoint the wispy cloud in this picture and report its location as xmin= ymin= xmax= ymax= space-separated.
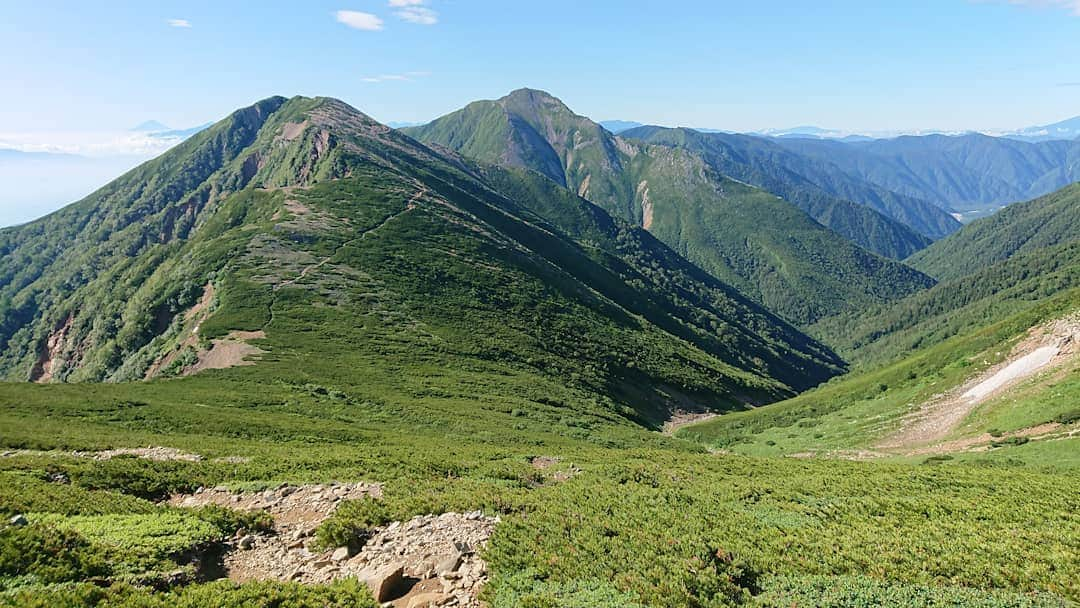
xmin=389 ymin=0 xmax=438 ymax=24
xmin=361 ymin=71 xmax=431 ymax=83
xmin=335 ymin=10 xmax=384 ymax=31
xmin=1057 ymin=82 xmax=1080 ymax=87
xmin=167 ymin=19 xmax=192 ymax=28
xmin=976 ymin=0 xmax=1080 ymax=15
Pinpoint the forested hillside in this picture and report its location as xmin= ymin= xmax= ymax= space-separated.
xmin=407 ymin=89 xmax=935 ymax=326
xmin=907 ymin=182 xmax=1080 ymax=280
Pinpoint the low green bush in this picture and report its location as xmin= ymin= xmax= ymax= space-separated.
xmin=0 ymin=579 xmax=378 ymax=608
xmin=0 ymin=524 xmax=109 ymax=586
xmin=755 ymin=574 xmax=1069 ymax=607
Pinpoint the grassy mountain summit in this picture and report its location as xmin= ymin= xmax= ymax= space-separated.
xmin=407 ymin=89 xmax=935 ymax=326
xmin=907 ymin=182 xmax=1080 ymax=281
xmin=0 ymin=95 xmax=843 ymax=422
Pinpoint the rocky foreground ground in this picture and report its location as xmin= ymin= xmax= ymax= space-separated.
xmin=171 ymin=484 xmax=497 ymax=607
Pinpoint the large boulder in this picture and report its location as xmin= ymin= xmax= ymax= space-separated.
xmin=359 ymin=564 xmax=404 ymax=602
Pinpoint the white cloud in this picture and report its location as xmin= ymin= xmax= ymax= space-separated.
xmin=335 ymin=10 xmax=385 ymax=31
xmin=0 ymin=130 xmax=187 ymax=158
xmin=168 ymin=19 xmax=192 ymax=28
xmin=361 ymin=71 xmax=431 ymax=83
xmin=390 ymin=0 xmax=438 ymax=24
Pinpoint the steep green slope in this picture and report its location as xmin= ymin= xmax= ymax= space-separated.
xmin=0 ymin=95 xmax=842 ymax=422
xmin=622 ymin=126 xmax=952 ymax=249
xmin=407 ymin=89 xmax=934 ymax=326
xmin=777 ymin=133 xmax=1080 ymax=212
xmin=681 ymin=287 xmax=1080 ymax=463
xmin=907 ymin=183 xmax=1080 ymax=281
xmin=814 ymin=241 xmax=1080 ymax=366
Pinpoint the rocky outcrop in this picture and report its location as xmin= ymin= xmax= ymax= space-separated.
xmin=170 ymin=484 xmax=496 ymax=607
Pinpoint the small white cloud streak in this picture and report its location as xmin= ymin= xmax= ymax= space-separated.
xmin=360 ymin=71 xmax=431 ymax=83
xmin=388 ymin=0 xmax=425 ymax=6
xmin=168 ymin=19 xmax=192 ymax=28
xmin=0 ymin=131 xmax=187 ymax=158
xmin=395 ymin=6 xmax=438 ymax=24
xmin=335 ymin=10 xmax=384 ymax=31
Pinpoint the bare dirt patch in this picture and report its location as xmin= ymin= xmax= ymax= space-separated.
xmin=279 ymin=120 xmax=309 ymax=142
xmin=877 ymin=314 xmax=1080 ymax=453
xmin=31 ymin=313 xmax=75 ymax=383
xmin=185 ymin=331 xmax=266 ymax=375
xmin=637 ymin=180 xmax=654 ymax=230
xmin=662 ymin=411 xmax=719 ymax=435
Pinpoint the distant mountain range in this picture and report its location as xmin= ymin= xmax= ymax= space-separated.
xmin=601 ymin=116 xmax=1080 ymax=143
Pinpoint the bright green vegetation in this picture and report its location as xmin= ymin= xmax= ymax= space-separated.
xmin=812 ymin=243 xmax=1080 ymax=366
xmin=908 ymin=183 xmax=1080 ymax=281
xmin=621 ymin=125 xmax=949 ymax=251
xmin=680 ymin=287 xmax=1080 ymax=459
xmin=2 ymin=376 xmax=1078 ymax=606
xmin=0 ymin=95 xmax=843 ymax=415
xmin=776 ymin=133 xmax=1080 ymax=212
xmin=407 ymin=89 xmax=935 ymax=327
xmin=2 ymin=95 xmax=1079 ymax=607
xmin=1 ymin=579 xmax=378 ymax=608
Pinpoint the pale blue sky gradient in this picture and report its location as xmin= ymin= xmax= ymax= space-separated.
xmin=3 ymin=0 xmax=1079 ymax=133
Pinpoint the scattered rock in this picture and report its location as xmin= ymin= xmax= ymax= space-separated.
xmin=360 ymin=564 xmax=404 ymax=602
xmin=80 ymin=446 xmax=204 ymax=462
xmin=8 ymin=514 xmax=28 ymax=527
xmin=169 ymin=483 xmax=493 ymax=608
xmin=407 ymin=592 xmax=449 ymax=608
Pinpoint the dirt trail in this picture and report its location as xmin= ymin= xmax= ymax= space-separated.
xmin=877 ymin=314 xmax=1079 ymax=452
xmin=274 ymin=188 xmax=424 ymax=293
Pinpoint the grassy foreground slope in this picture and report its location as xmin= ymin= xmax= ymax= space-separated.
xmin=407 ymin=89 xmax=935 ymax=327
xmin=2 ymin=367 xmax=1077 ymax=606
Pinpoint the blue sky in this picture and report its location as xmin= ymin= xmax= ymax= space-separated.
xmin=2 ymin=0 xmax=1079 ymax=134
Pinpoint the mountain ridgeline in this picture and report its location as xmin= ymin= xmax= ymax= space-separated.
xmin=620 ymin=126 xmax=955 ymax=250
xmin=406 ymin=89 xmax=935 ymax=327
xmin=775 ymin=134 xmax=1080 ymax=212
xmin=0 ymin=95 xmax=845 ymax=425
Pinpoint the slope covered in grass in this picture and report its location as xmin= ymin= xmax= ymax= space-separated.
xmin=408 ymin=89 xmax=934 ymax=326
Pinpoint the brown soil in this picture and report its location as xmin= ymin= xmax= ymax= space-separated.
xmin=184 ymin=331 xmax=266 ymax=375
xmin=31 ymin=313 xmax=75 ymax=383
